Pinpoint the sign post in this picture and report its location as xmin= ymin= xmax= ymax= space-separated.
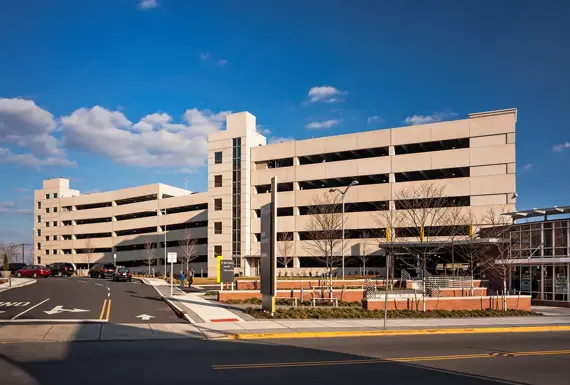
xmin=167 ymin=252 xmax=177 ymax=296
xmin=260 ymin=177 xmax=277 ymax=314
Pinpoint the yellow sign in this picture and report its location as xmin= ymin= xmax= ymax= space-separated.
xmin=386 ymin=226 xmax=391 ymax=242
xmin=420 ymin=226 xmax=425 ymax=241
xmin=469 ymin=224 xmax=474 ymax=240
xmin=216 ymin=255 xmax=223 ymax=283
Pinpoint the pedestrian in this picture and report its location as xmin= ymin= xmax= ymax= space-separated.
xmin=180 ymin=270 xmax=186 ymax=289
xmin=188 ymin=268 xmax=194 ymax=287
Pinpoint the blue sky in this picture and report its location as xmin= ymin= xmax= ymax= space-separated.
xmin=1 ymin=0 xmax=569 ymax=245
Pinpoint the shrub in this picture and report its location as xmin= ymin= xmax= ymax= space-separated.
xmin=244 ymin=308 xmax=538 ymax=320
xmin=2 ymin=254 xmax=8 ymax=271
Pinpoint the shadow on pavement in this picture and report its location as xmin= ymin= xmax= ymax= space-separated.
xmin=0 ymin=322 xmax=556 ymax=385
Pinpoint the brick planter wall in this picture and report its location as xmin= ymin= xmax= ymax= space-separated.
xmin=235 ymin=279 xmax=398 ymax=291
xmin=363 ymin=296 xmax=531 ymax=311
xmin=437 ymin=288 xmax=487 ymax=297
xmin=218 ymin=289 xmax=366 ymax=302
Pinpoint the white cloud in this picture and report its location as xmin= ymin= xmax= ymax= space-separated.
xmin=553 ymin=142 xmax=570 ymax=152
xmin=15 ymin=209 xmax=32 ymax=215
xmin=256 ymin=125 xmax=271 ymax=136
xmin=308 ymin=86 xmax=346 ymax=103
xmin=268 ymin=136 xmax=294 ymax=144
xmin=218 ymin=59 xmax=229 ymax=66
xmin=522 ymin=164 xmax=533 ymax=170
xmin=0 ymin=201 xmax=16 ymax=213
xmin=59 ymin=106 xmax=231 ymax=171
xmin=306 ymin=119 xmax=342 ymax=130
xmin=138 ymin=0 xmax=159 ymax=10
xmin=403 ymin=111 xmax=458 ymax=125
xmin=199 ymin=52 xmax=210 ymax=60
xmin=367 ymin=115 xmax=382 ymax=124
xmin=0 ymin=98 xmax=75 ymax=168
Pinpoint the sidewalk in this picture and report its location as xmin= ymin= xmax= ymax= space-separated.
xmin=0 ymin=278 xmax=36 ymax=292
xmin=136 ymin=277 xmax=244 ymax=323
xmin=195 ymin=316 xmax=570 ymax=339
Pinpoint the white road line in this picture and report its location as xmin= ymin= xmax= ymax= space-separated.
xmin=106 ymin=287 xmax=110 ymax=291
xmin=107 ymin=293 xmax=110 ymax=297
xmin=94 ymin=283 xmax=104 ymax=287
xmin=11 ymin=298 xmax=50 ymax=320
xmin=78 ymin=280 xmax=87 ymax=284
xmin=0 ymin=319 xmax=107 ymax=324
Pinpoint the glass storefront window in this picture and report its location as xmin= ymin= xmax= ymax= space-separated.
xmin=554 ymin=264 xmax=568 ymax=301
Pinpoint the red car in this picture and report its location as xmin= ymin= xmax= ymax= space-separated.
xmin=16 ymin=265 xmax=51 ymax=278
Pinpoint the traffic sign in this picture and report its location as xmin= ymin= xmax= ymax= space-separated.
xmin=220 ymin=260 xmax=235 ymax=283
xmin=167 ymin=252 xmax=177 ymax=263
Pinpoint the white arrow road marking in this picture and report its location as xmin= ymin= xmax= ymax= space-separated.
xmin=12 ymin=298 xmax=50 ymax=320
xmin=136 ymin=314 xmax=155 ymax=321
xmin=0 ymin=311 xmax=5 ymax=314
xmin=44 ymin=306 xmax=90 ymax=315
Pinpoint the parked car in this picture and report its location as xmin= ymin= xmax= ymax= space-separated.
xmin=8 ymin=263 xmax=28 ymax=276
xmin=16 ymin=265 xmax=51 ymax=278
xmin=47 ymin=262 xmax=75 ymax=277
xmin=88 ymin=263 xmax=116 ymax=279
xmin=112 ymin=267 xmax=132 ymax=282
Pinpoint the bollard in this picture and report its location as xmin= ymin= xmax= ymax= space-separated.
xmin=300 ymin=285 xmax=304 ymax=303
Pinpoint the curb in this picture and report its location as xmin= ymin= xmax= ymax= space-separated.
xmin=161 ymin=296 xmax=195 ymax=324
xmin=141 ymin=281 xmax=195 ymax=325
xmin=227 ymin=325 xmax=570 ymax=340
xmin=0 ymin=278 xmax=37 ymax=292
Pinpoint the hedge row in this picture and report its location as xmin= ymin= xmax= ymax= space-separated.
xmin=244 ymin=307 xmax=538 ymax=319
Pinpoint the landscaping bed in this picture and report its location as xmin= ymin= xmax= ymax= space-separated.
xmin=244 ymin=307 xmax=538 ymax=319
xmin=223 ymin=298 xmax=362 ymax=307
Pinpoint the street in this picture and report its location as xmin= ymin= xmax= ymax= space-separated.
xmin=0 ymin=277 xmax=181 ymax=323
xmin=1 ymin=330 xmax=569 ymax=384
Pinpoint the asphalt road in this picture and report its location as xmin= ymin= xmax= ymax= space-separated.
xmin=0 ymin=277 xmax=182 ymax=323
xmin=0 ymin=331 xmax=569 ymax=385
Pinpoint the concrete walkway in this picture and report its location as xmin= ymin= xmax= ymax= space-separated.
xmin=195 ymin=315 xmax=570 ymax=339
xmin=165 ymin=291 xmax=244 ymax=323
xmin=136 ymin=277 xmax=244 ymax=323
xmin=0 ymin=278 xmax=36 ymax=292
xmin=0 ymin=323 xmax=204 ymax=342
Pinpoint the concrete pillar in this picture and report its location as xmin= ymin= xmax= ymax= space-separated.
xmin=293 ymin=257 xmax=300 ymax=268
xmin=389 ymin=146 xmax=395 ymax=156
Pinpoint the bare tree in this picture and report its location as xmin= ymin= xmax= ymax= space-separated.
xmin=443 ymin=205 xmax=471 ymax=277
xmin=302 ymin=192 xmax=344 ymax=282
xmin=178 ymin=229 xmax=197 ymax=273
xmin=358 ymin=231 xmax=372 ymax=276
xmin=143 ymin=240 xmax=156 ymax=276
xmin=277 ymin=232 xmax=294 ymax=273
xmin=373 ymin=182 xmax=460 ymax=309
xmin=3 ymin=243 xmax=19 ymax=264
xmin=84 ymin=238 xmax=95 ymax=271
xmin=476 ymin=206 xmax=530 ymax=310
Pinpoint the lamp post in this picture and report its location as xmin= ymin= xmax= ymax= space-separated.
xmin=157 ymin=208 xmax=167 ymax=276
xmin=329 ymin=180 xmax=359 ymax=280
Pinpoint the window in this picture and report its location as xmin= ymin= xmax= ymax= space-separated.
xmin=45 ymin=236 xmax=49 ymax=241
xmin=53 ymin=193 xmax=58 ymax=198
xmin=46 ymin=208 xmax=50 ymax=213
xmin=214 ymin=222 xmax=222 ymax=234
xmin=37 ymin=243 xmax=41 ymax=250
xmin=46 ymin=222 xmax=50 ymax=227
xmin=45 ymin=194 xmax=50 ymax=199
xmin=46 ymin=250 xmax=50 ymax=255
xmin=214 ymin=151 xmax=223 ymax=164
xmin=37 ymin=229 xmax=41 ymax=236
xmin=54 ymin=207 xmax=58 ymax=213
xmin=37 ymin=257 xmax=41 ymax=264
xmin=214 ymin=245 xmax=222 ymax=258
xmin=214 ymin=175 xmax=223 ymax=188
xmin=214 ymin=198 xmax=222 ymax=211
xmin=52 ymin=221 xmax=57 ymax=227
xmin=37 ymin=202 xmax=41 ymax=209
xmin=37 ymin=215 xmax=41 ymax=223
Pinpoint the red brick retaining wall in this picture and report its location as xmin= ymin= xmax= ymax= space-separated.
xmin=363 ymin=296 xmax=531 ymax=311
xmin=235 ymin=279 xmax=398 ymax=291
xmin=218 ymin=289 xmax=366 ymax=302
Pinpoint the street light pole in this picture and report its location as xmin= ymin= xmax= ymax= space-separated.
xmin=157 ymin=208 xmax=167 ymax=276
xmin=329 ymin=180 xmax=359 ymax=280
